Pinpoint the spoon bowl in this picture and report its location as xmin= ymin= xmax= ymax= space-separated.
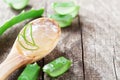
xmin=0 ymin=18 xmax=61 ymax=80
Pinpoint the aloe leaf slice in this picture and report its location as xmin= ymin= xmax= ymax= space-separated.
xmin=49 ymin=14 xmax=73 ymax=28
xmin=4 ymin=0 xmax=29 ymax=10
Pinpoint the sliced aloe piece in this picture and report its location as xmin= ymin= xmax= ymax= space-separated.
xmin=18 ymin=23 xmax=39 ymax=50
xmin=52 ymin=1 xmax=80 ymax=18
xmin=23 ymin=24 xmax=36 ymax=46
xmin=18 ymin=34 xmax=39 ymax=50
xmin=70 ymin=6 xmax=80 ymax=18
xmin=18 ymin=63 xmax=40 ymax=80
xmin=4 ymin=0 xmax=29 ymax=10
xmin=43 ymin=57 xmax=72 ymax=77
xmin=52 ymin=1 xmax=75 ymax=15
xmin=49 ymin=14 xmax=73 ymax=28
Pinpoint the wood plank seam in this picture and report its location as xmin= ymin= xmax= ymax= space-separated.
xmin=78 ymin=15 xmax=85 ymax=80
xmin=113 ymin=45 xmax=118 ymax=80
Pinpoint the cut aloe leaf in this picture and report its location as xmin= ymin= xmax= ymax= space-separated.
xmin=18 ymin=63 xmax=40 ymax=80
xmin=52 ymin=1 xmax=75 ymax=15
xmin=70 ymin=6 xmax=80 ymax=18
xmin=4 ymin=0 xmax=29 ymax=10
xmin=43 ymin=57 xmax=72 ymax=77
xmin=49 ymin=14 xmax=73 ymax=28
xmin=18 ymin=23 xmax=39 ymax=50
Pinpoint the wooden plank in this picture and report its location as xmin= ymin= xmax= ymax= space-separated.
xmin=44 ymin=0 xmax=83 ymax=80
xmin=0 ymin=0 xmax=45 ymax=80
xmin=79 ymin=0 xmax=120 ymax=80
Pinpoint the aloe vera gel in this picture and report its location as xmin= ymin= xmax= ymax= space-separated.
xmin=16 ymin=18 xmax=61 ymax=61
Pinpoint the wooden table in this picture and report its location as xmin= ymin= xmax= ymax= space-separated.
xmin=0 ymin=0 xmax=120 ymax=80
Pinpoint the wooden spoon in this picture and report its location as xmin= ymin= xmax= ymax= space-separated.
xmin=0 ymin=18 xmax=61 ymax=80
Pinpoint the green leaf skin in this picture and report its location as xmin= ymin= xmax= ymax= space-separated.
xmin=0 ymin=8 xmax=44 ymax=35
xmin=4 ymin=0 xmax=29 ymax=10
xmin=52 ymin=1 xmax=75 ymax=15
xmin=70 ymin=6 xmax=80 ymax=18
xmin=18 ymin=23 xmax=39 ymax=50
xmin=43 ymin=57 xmax=72 ymax=78
xmin=49 ymin=14 xmax=73 ymax=28
xmin=52 ymin=1 xmax=80 ymax=18
xmin=18 ymin=63 xmax=40 ymax=80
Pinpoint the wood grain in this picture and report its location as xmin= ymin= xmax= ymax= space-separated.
xmin=0 ymin=0 xmax=120 ymax=80
xmin=79 ymin=0 xmax=120 ymax=80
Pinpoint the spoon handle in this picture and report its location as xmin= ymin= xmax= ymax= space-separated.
xmin=0 ymin=54 xmax=32 ymax=80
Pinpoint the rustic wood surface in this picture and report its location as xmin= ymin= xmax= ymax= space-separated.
xmin=0 ymin=0 xmax=120 ymax=80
